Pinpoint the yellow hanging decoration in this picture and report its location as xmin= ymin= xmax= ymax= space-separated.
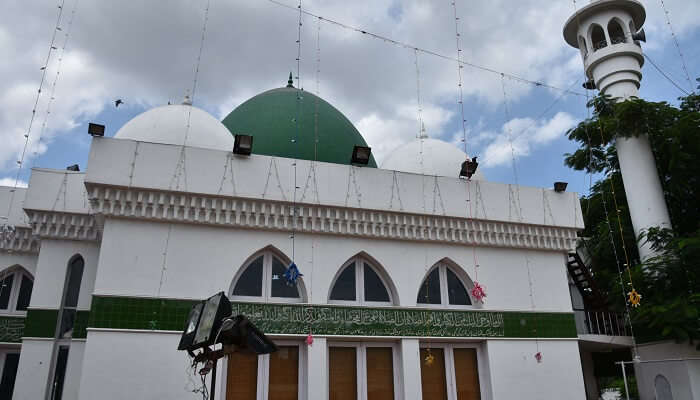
xmin=628 ymin=289 xmax=642 ymax=307
xmin=424 ymin=350 xmax=435 ymax=366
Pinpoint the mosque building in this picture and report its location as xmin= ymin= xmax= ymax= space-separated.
xmin=1 ymin=0 xmax=695 ymax=399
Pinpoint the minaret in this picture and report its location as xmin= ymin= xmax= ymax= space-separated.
xmin=563 ymin=0 xmax=671 ymax=260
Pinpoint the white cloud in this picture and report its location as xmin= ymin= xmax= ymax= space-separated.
xmin=0 ymin=178 xmax=28 ymax=188
xmin=480 ymin=111 xmax=577 ymax=168
xmin=0 ymin=0 xmax=697 ymax=175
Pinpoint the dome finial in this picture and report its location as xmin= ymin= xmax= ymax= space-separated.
xmin=286 ymin=72 xmax=294 ymax=88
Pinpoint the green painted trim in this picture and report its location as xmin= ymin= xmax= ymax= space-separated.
xmin=24 ymin=309 xmax=58 ymax=338
xmin=0 ymin=316 xmax=25 ymax=343
xmin=88 ymin=296 xmax=576 ymax=339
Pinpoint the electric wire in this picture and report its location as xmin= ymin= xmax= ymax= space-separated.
xmin=291 ymin=0 xmax=303 ymax=264
xmin=643 ymin=53 xmax=691 ymax=96
xmin=658 ymin=0 xmax=694 ymax=93
xmin=3 ymin=0 xmax=66 ymax=224
xmin=265 ymin=0 xmax=586 ymax=97
xmin=451 ymin=0 xmax=469 ymax=156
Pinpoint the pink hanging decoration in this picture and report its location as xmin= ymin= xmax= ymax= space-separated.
xmin=471 ymin=281 xmax=486 ymax=303
xmin=306 ymin=333 xmax=314 ymax=346
xmin=535 ymin=352 xmax=543 ymax=363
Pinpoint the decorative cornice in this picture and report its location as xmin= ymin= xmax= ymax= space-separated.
xmin=0 ymin=226 xmax=40 ymax=254
xmin=86 ymin=185 xmax=578 ymax=251
xmin=24 ymin=210 xmax=99 ymax=241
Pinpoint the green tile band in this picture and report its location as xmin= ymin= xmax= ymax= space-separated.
xmin=23 ymin=309 xmax=58 ymax=338
xmin=23 ymin=309 xmax=92 ymax=339
xmin=88 ymin=296 xmax=576 ymax=339
xmin=0 ymin=316 xmax=25 ymax=343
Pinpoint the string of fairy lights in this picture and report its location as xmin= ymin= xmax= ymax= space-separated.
xmin=571 ymin=0 xmax=641 ymax=362
xmin=1 ymin=0 xmax=66 ymax=246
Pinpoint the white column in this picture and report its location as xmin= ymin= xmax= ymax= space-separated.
xmin=306 ymin=337 xmax=328 ymax=399
xmin=400 ymin=339 xmax=423 ymax=400
xmin=604 ymin=82 xmax=672 ymax=260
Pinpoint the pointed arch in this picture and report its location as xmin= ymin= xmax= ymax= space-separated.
xmin=608 ymin=17 xmax=627 ymax=44
xmin=416 ymin=258 xmax=475 ymax=307
xmin=589 ymin=23 xmax=607 ymax=51
xmin=230 ymin=245 xmax=307 ymax=303
xmin=328 ymin=251 xmax=398 ymax=306
xmin=0 ymin=264 xmax=34 ymax=313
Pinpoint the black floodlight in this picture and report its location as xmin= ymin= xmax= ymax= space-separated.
xmin=191 ymin=292 xmax=231 ymax=350
xmin=459 ymin=157 xmax=479 ymax=179
xmin=177 ymin=301 xmax=204 ymax=350
xmin=582 ymin=80 xmax=596 ymax=90
xmin=233 ymin=134 xmax=253 ymax=155
xmin=554 ymin=181 xmax=568 ymax=192
xmin=66 ymin=164 xmax=80 ymax=172
xmin=88 ymin=123 xmax=105 ymax=137
xmin=217 ymin=315 xmax=277 ymax=355
xmin=351 ymin=145 xmax=372 ymax=165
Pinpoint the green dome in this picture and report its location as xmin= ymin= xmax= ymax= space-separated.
xmin=222 ymin=77 xmax=377 ymax=167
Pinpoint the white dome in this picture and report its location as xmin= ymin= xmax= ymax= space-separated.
xmin=381 ymin=138 xmax=485 ymax=180
xmin=114 ymin=104 xmax=234 ymax=151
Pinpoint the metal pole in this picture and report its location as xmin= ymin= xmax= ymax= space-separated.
xmin=618 ymin=362 xmax=630 ymax=400
xmin=210 ymin=359 xmax=217 ymax=400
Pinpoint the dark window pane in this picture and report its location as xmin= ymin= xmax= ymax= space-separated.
xmin=64 ymin=257 xmax=84 ymax=308
xmin=271 ymin=257 xmax=301 ymax=299
xmin=330 ymin=263 xmax=356 ymax=301
xmin=16 ymin=275 xmax=33 ymax=311
xmin=58 ymin=309 xmax=76 ymax=339
xmin=233 ymin=256 xmax=263 ymax=296
xmin=51 ymin=346 xmax=70 ymax=400
xmin=0 ymin=275 xmax=14 ymax=309
xmin=363 ymin=264 xmax=390 ymax=302
xmin=0 ymin=353 xmax=20 ymax=399
xmin=446 ymin=268 xmax=471 ymax=305
xmin=417 ymin=268 xmax=441 ymax=304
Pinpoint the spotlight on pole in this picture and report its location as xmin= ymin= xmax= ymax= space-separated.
xmin=88 ymin=123 xmax=105 ymax=137
xmin=233 ymin=134 xmax=253 ymax=155
xmin=554 ymin=181 xmax=568 ymax=192
xmin=351 ymin=145 xmax=372 ymax=165
xmin=66 ymin=164 xmax=80 ymax=172
xmin=459 ymin=157 xmax=479 ymax=180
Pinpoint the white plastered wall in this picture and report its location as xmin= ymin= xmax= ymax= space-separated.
xmin=13 ymin=238 xmax=99 ymax=399
xmin=94 ymin=218 xmax=573 ymax=312
xmin=634 ymin=341 xmax=700 ymax=400
xmin=486 ymin=339 xmax=586 ymax=399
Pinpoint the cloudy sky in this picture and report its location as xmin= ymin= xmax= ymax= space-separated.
xmin=1 ymin=0 xmax=698 ymax=194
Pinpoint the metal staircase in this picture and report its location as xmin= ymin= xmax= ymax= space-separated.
xmin=567 ymin=252 xmax=607 ymax=310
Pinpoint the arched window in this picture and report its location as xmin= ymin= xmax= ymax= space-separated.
xmin=329 ymin=255 xmax=394 ymax=305
xmin=591 ymin=24 xmax=607 ymax=51
xmin=655 ymin=375 xmax=673 ymax=400
xmin=56 ymin=255 xmax=84 ymax=338
xmin=578 ymin=36 xmax=589 ymax=58
xmin=608 ymin=19 xmax=627 ymax=44
xmin=417 ymin=262 xmax=472 ymax=306
xmin=231 ymin=249 xmax=305 ymax=303
xmin=0 ymin=266 xmax=34 ymax=313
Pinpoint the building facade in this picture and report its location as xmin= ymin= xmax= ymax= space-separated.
xmin=1 ymin=80 xmax=589 ymax=399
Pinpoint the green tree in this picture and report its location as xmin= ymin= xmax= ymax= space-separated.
xmin=564 ymin=91 xmax=700 ymax=347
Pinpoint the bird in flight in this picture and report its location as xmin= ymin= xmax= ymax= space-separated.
xmin=115 ymin=99 xmax=124 ymax=108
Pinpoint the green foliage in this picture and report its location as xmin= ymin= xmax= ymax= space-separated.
xmin=564 ymin=91 xmax=700 ymax=346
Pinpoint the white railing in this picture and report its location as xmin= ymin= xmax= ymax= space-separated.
xmin=575 ymin=310 xmax=629 ymax=336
